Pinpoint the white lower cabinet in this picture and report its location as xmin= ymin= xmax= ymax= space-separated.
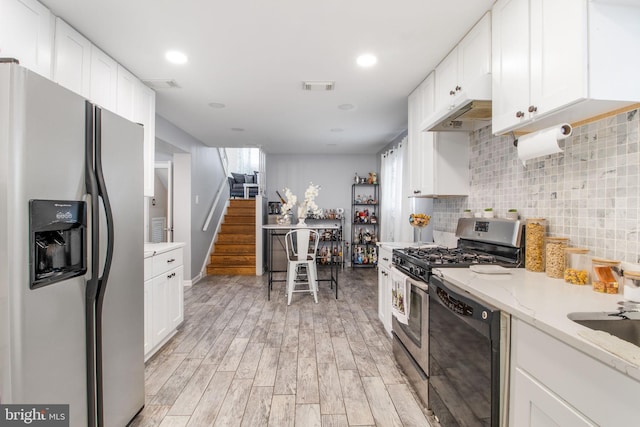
xmin=167 ymin=265 xmax=184 ymax=330
xmin=377 ymin=246 xmax=393 ymax=337
xmin=510 ymin=319 xmax=640 ymax=426
xmin=512 ymin=368 xmax=595 ymax=427
xmin=143 ymin=278 xmax=153 ymax=356
xmin=144 ymin=246 xmax=184 ymax=361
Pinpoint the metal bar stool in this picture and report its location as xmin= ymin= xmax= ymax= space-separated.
xmin=285 ymin=228 xmax=320 ymax=305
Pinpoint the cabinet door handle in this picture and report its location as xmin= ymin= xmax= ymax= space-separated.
xmin=528 ymin=105 xmax=537 ymax=113
xmin=449 ymin=90 xmax=456 ymax=96
xmin=167 ymin=258 xmax=175 ymax=263
xmin=413 ymin=190 xmax=421 ymax=194
xmin=382 ymin=257 xmax=389 ymax=261
xmin=167 ymin=272 xmax=176 ymax=279
xmin=455 ymin=85 xmax=462 ymax=92
xmin=515 ymin=111 xmax=525 ymax=118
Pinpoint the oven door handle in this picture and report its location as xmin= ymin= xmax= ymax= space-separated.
xmin=391 ymin=267 xmax=429 ymax=292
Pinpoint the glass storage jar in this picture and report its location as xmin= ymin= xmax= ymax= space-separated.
xmin=525 ymin=218 xmax=546 ymax=272
xmin=545 ymin=237 xmax=569 ymax=278
xmin=623 ymin=271 xmax=640 ymax=302
xmin=591 ymin=258 xmax=621 ymax=294
xmin=622 ymin=270 xmax=640 ymax=303
xmin=564 ymin=248 xmax=590 ymax=285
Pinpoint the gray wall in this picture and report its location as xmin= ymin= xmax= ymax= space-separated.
xmin=433 ymin=108 xmax=640 ymax=263
xmin=155 ymin=115 xmax=227 ymax=281
xmin=266 ymin=153 xmax=378 ymax=260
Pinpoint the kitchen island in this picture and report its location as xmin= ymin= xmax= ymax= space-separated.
xmin=436 ymin=267 xmax=640 ymax=426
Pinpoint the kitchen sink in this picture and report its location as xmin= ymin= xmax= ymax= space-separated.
xmin=568 ymin=310 xmax=640 ymax=347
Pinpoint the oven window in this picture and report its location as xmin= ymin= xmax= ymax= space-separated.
xmin=399 ymin=285 xmax=424 ymax=347
xmin=429 ymin=294 xmax=493 ymax=426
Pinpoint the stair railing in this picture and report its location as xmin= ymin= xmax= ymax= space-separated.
xmin=203 ymin=175 xmax=228 ymax=232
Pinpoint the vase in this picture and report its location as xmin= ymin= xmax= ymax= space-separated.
xmin=297 ymin=217 xmax=306 ymax=226
xmin=297 ymin=206 xmax=307 ymax=225
xmin=277 ymin=212 xmax=292 ymax=225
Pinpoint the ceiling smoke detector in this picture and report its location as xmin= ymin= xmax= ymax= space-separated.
xmin=142 ymin=79 xmax=181 ymax=89
xmin=302 ymin=81 xmax=335 ymax=91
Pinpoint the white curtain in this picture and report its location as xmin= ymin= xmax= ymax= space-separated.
xmin=380 ymin=137 xmax=406 ymax=242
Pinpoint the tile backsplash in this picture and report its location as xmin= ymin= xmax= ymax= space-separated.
xmin=433 ymin=108 xmax=640 ymax=263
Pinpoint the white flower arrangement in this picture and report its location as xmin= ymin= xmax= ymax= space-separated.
xmin=281 ymin=182 xmax=322 ymax=220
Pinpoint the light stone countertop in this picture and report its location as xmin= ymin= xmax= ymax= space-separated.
xmin=435 ymin=267 xmax=640 ymax=383
xmin=144 ymin=242 xmax=185 ymax=258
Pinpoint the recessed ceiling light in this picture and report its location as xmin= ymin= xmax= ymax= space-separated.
xmin=231 ymin=127 xmax=245 ymax=132
xmin=208 ymin=102 xmax=226 ymax=109
xmin=356 ymin=54 xmax=377 ymax=67
xmin=338 ymin=103 xmax=355 ymax=111
xmin=330 ymin=128 xmax=344 ymax=132
xmin=165 ymin=50 xmax=188 ymax=65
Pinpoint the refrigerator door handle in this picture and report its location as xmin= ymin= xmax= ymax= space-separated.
xmin=84 ymin=101 xmax=98 ymax=427
xmin=94 ymin=106 xmax=115 ymax=292
xmin=94 ymin=106 xmax=115 ymax=427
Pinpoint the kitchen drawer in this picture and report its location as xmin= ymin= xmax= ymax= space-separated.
xmin=152 ymin=248 xmax=183 ymax=276
xmin=378 ymin=246 xmax=393 ymax=270
xmin=144 ymin=256 xmax=153 ymax=281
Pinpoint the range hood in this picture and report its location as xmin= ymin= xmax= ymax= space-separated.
xmin=422 ymin=99 xmax=492 ymax=132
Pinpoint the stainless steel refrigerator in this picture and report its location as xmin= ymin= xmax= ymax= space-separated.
xmin=0 ymin=61 xmax=144 ymax=426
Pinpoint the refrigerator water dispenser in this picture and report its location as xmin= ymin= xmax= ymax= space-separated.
xmin=29 ymin=199 xmax=87 ymax=289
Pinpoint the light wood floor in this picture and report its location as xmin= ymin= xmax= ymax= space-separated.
xmin=132 ymin=268 xmax=432 ymax=427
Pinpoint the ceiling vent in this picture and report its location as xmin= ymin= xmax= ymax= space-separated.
xmin=302 ymin=81 xmax=335 ymax=91
xmin=142 ymin=79 xmax=181 ymax=89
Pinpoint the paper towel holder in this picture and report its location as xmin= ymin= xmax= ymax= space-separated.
xmin=512 ymin=125 xmax=572 ymax=148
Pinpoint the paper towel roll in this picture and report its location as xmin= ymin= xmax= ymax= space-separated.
xmin=517 ymin=124 xmax=572 ymax=165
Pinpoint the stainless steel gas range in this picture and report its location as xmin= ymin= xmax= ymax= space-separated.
xmin=391 ymin=217 xmax=524 ymax=426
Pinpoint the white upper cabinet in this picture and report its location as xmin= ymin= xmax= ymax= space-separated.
xmin=425 ymin=12 xmax=491 ymax=131
xmin=407 ymin=76 xmax=428 ymax=197
xmin=53 ymin=17 xmax=91 ymax=98
xmin=116 ymin=64 xmax=137 ymax=121
xmin=408 ymin=76 xmax=469 ymax=198
xmin=134 ymin=82 xmax=156 ymax=197
xmin=90 ymin=45 xmax=117 ymax=112
xmin=434 ymin=12 xmax=491 ymax=114
xmin=0 ymin=0 xmax=53 ymax=78
xmin=2 ymin=0 xmax=156 ymax=197
xmin=492 ymin=0 xmax=640 ymax=134
xmin=118 ymin=65 xmax=155 ymax=196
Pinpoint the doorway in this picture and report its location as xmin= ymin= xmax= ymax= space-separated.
xmin=149 ymin=161 xmax=173 ymax=243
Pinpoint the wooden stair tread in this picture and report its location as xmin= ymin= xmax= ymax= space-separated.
xmin=210 ymin=254 xmax=256 ymax=265
xmin=216 ymin=235 xmax=255 ymax=244
xmin=207 ymin=266 xmax=255 ymax=275
xmin=214 ymin=244 xmax=255 ymax=253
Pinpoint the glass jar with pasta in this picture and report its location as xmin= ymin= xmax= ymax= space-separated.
xmin=545 ymin=237 xmax=569 ymax=278
xmin=564 ymin=248 xmax=589 ymax=285
xmin=525 ymin=218 xmax=546 ymax=272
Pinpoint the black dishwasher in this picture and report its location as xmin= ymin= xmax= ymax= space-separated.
xmin=428 ymin=274 xmax=510 ymax=427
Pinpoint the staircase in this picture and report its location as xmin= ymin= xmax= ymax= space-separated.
xmin=207 ymin=199 xmax=256 ymax=275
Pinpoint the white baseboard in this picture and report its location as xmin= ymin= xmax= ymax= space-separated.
xmin=188 ymin=272 xmax=204 ymax=287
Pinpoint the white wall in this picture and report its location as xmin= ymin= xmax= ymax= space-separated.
xmin=266 ymin=153 xmax=378 ymax=258
xmin=155 ymin=115 xmax=227 ymax=282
